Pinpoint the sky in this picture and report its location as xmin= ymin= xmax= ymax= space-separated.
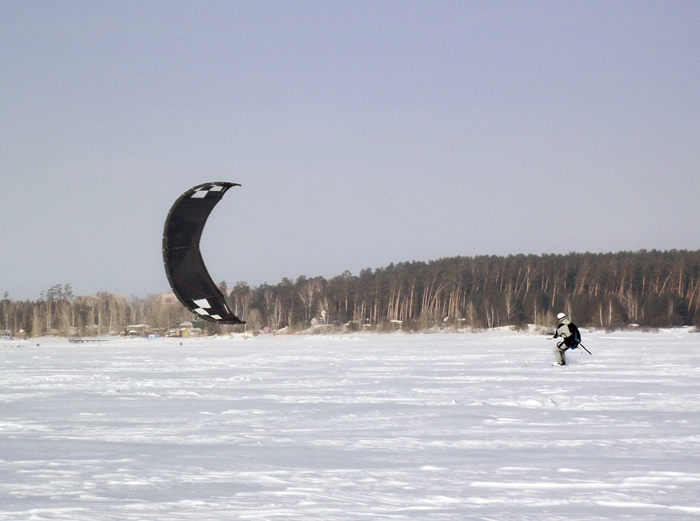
xmin=1 ymin=1 xmax=699 ymax=300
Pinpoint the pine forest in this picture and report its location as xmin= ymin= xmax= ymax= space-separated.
xmin=3 ymin=250 xmax=700 ymax=337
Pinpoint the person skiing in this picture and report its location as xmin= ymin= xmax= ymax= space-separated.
xmin=551 ymin=312 xmax=580 ymax=366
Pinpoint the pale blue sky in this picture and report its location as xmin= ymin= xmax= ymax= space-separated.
xmin=1 ymin=1 xmax=699 ymax=300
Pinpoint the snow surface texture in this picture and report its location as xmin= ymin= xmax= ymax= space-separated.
xmin=2 ymin=329 xmax=700 ymax=520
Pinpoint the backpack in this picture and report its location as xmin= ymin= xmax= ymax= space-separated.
xmin=565 ymin=322 xmax=581 ymax=348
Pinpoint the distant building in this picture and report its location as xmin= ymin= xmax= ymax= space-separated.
xmin=154 ymin=293 xmax=179 ymax=304
xmin=166 ymin=321 xmax=203 ymax=337
xmin=123 ymin=324 xmax=152 ymax=337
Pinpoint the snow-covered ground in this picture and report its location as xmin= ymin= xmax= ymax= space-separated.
xmin=2 ymin=329 xmax=700 ymax=520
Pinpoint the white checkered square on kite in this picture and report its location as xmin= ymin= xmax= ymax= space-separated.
xmin=190 ymin=185 xmax=225 ymax=199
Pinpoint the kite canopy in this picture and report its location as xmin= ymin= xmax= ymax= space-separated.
xmin=162 ymin=182 xmax=244 ymax=325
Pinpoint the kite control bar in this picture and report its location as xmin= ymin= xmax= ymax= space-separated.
xmin=549 ymin=336 xmax=592 ymax=355
xmin=577 ymin=343 xmax=592 ymax=355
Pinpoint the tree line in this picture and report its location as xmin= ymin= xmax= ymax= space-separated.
xmin=0 ymin=284 xmax=194 ymax=338
xmin=3 ymin=250 xmax=700 ymax=337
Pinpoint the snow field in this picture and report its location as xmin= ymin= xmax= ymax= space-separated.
xmin=1 ymin=329 xmax=699 ymax=520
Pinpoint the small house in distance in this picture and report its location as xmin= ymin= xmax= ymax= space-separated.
xmin=166 ymin=321 xmax=203 ymax=338
xmin=123 ymin=324 xmax=152 ymax=337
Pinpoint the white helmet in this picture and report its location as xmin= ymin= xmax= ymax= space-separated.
xmin=557 ymin=312 xmax=566 ymax=320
